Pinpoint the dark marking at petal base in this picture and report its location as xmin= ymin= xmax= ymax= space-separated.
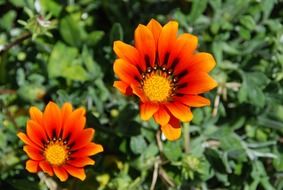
xmin=144 ymin=55 xmax=151 ymax=68
xmin=52 ymin=129 xmax=56 ymax=138
xmin=41 ymin=139 xmax=46 ymax=145
xmin=163 ymin=52 xmax=170 ymax=66
xmin=134 ymin=76 xmax=140 ymax=81
xmin=136 ymin=65 xmax=143 ymax=73
xmin=177 ymin=83 xmax=188 ymax=89
xmin=68 ymin=142 xmax=75 ymax=149
xmin=64 ymin=134 xmax=70 ymax=143
xmin=155 ymin=52 xmax=159 ymax=65
xmin=171 ymin=58 xmax=179 ymax=71
xmin=178 ymin=70 xmax=188 ymax=79
xmin=175 ymin=93 xmax=185 ymax=97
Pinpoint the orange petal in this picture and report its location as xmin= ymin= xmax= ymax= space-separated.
xmin=140 ymin=102 xmax=159 ymax=120
xmin=161 ymin=123 xmax=181 ymax=141
xmin=174 ymin=95 xmax=210 ymax=107
xmin=63 ymin=165 xmax=86 ymax=181
xmin=113 ymin=41 xmax=144 ymax=71
xmin=187 ymin=53 xmax=216 ymax=73
xmin=71 ymin=128 xmax=94 ymax=150
xmin=113 ymin=81 xmax=133 ymax=95
xmin=113 ymin=59 xmax=140 ymax=86
xmin=168 ymin=33 xmax=198 ymax=68
xmin=23 ymin=145 xmax=44 ymax=160
xmin=71 ymin=143 xmax=103 ymax=158
xmin=153 ymin=106 xmax=170 ymax=125
xmin=158 ymin=21 xmax=178 ymax=66
xmin=178 ymin=72 xmax=218 ymax=94
xmin=175 ymin=52 xmax=216 ymax=75
xmin=53 ymin=166 xmax=68 ymax=182
xmin=26 ymin=120 xmax=47 ymax=148
xmin=146 ymin=19 xmax=162 ymax=47
xmin=17 ymin=132 xmax=41 ymax=150
xmin=62 ymin=107 xmax=86 ymax=141
xmin=39 ymin=161 xmax=54 ymax=176
xmin=68 ymin=157 xmax=95 ymax=167
xmin=43 ymin=102 xmax=62 ymax=138
xmin=165 ymin=102 xmax=193 ymax=122
xmin=131 ymin=84 xmax=147 ymax=102
xmin=29 ymin=107 xmax=43 ymax=125
xmin=134 ymin=24 xmax=156 ymax=67
xmin=26 ymin=160 xmax=39 ymax=173
xmin=61 ymin=102 xmax=73 ymax=126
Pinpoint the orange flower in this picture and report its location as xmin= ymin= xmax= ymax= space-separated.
xmin=17 ymin=102 xmax=103 ymax=181
xmin=113 ymin=19 xmax=217 ymax=141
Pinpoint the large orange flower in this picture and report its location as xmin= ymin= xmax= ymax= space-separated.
xmin=17 ymin=102 xmax=103 ymax=181
xmin=113 ymin=19 xmax=217 ymax=140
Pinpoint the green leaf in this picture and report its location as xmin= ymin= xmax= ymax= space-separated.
xmin=62 ymin=65 xmax=89 ymax=81
xmin=110 ymin=23 xmax=123 ymax=44
xmin=82 ymin=46 xmax=102 ymax=79
xmin=48 ymin=42 xmax=89 ymax=81
xmin=9 ymin=179 xmax=40 ymax=190
xmin=239 ymin=26 xmax=251 ymax=40
xmin=0 ymin=11 xmax=16 ymax=31
xmin=130 ymin=135 xmax=147 ymax=154
xmin=238 ymin=72 xmax=269 ymax=107
xmin=60 ymin=14 xmax=82 ymax=46
xmin=189 ymin=0 xmax=208 ymax=22
xmin=163 ymin=141 xmax=182 ymax=161
xmin=87 ymin=31 xmax=104 ymax=46
xmin=240 ymin=15 xmax=256 ymax=30
xmin=39 ymin=0 xmax=62 ymax=16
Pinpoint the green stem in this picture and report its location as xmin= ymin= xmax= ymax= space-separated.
xmin=184 ymin=124 xmax=190 ymax=153
xmin=0 ymin=32 xmax=31 ymax=55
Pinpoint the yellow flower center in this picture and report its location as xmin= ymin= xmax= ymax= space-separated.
xmin=44 ymin=141 xmax=68 ymax=166
xmin=143 ymin=74 xmax=172 ymax=102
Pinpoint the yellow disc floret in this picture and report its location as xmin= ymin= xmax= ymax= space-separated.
xmin=44 ymin=142 xmax=68 ymax=166
xmin=143 ymin=74 xmax=172 ymax=102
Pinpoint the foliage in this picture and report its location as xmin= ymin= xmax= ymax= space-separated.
xmin=0 ymin=0 xmax=283 ymax=189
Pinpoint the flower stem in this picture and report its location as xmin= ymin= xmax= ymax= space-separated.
xmin=184 ymin=124 xmax=190 ymax=153
xmin=0 ymin=32 xmax=32 ymax=55
xmin=156 ymin=128 xmax=163 ymax=152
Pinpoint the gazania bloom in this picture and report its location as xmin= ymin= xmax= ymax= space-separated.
xmin=113 ymin=19 xmax=217 ymax=140
xmin=17 ymin=102 xmax=103 ymax=181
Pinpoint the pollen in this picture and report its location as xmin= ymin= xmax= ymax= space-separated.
xmin=44 ymin=141 xmax=68 ymax=166
xmin=143 ymin=74 xmax=172 ymax=102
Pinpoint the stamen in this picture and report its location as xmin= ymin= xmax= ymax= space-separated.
xmin=44 ymin=139 xmax=69 ymax=166
xmin=140 ymin=64 xmax=179 ymax=102
xmin=173 ymin=77 xmax=178 ymax=83
xmin=153 ymin=65 xmax=158 ymax=70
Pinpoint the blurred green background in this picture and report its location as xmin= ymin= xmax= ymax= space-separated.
xmin=0 ymin=0 xmax=283 ymax=189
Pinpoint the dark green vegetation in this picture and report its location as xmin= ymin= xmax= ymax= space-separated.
xmin=0 ymin=0 xmax=283 ymax=189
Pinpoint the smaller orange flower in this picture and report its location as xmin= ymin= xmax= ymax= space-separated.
xmin=17 ymin=102 xmax=103 ymax=181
